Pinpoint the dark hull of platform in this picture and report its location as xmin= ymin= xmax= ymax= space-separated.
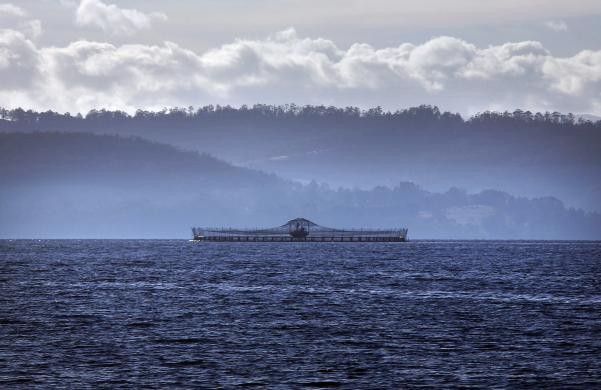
xmin=193 ymin=236 xmax=406 ymax=242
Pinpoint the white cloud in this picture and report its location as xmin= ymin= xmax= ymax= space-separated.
xmin=18 ymin=19 xmax=42 ymax=39
xmin=0 ymin=3 xmax=26 ymax=17
xmin=0 ymin=3 xmax=42 ymax=39
xmin=75 ymin=0 xmax=167 ymax=35
xmin=545 ymin=20 xmax=569 ymax=32
xmin=0 ymin=30 xmax=40 ymax=89
xmin=0 ymin=28 xmax=600 ymax=115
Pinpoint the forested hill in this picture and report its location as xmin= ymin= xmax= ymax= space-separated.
xmin=1 ymin=105 xmax=600 ymax=212
xmin=0 ymin=132 xmax=278 ymax=189
xmin=1 ymin=132 xmax=599 ymax=239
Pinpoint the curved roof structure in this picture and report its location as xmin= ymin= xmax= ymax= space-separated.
xmin=284 ymin=218 xmax=318 ymax=227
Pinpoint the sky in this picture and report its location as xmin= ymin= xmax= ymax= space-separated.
xmin=1 ymin=0 xmax=600 ymax=115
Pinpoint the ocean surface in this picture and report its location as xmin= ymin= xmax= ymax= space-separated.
xmin=1 ymin=240 xmax=601 ymax=388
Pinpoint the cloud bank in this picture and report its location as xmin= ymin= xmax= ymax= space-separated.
xmin=0 ymin=27 xmax=600 ymax=115
xmin=75 ymin=0 xmax=167 ymax=35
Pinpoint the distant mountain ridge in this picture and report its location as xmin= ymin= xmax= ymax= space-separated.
xmin=2 ymin=105 xmax=599 ymax=212
xmin=1 ymin=132 xmax=599 ymax=239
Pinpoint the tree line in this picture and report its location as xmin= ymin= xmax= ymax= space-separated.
xmin=1 ymin=104 xmax=598 ymax=130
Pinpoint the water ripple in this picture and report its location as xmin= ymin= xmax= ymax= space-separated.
xmin=1 ymin=240 xmax=600 ymax=387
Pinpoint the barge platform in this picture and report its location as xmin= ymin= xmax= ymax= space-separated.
xmin=192 ymin=218 xmax=407 ymax=242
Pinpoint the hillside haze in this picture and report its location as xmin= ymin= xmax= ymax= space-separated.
xmin=2 ymin=105 xmax=600 ymax=213
xmin=1 ymin=132 xmax=599 ymax=239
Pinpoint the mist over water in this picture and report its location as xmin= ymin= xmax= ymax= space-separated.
xmin=2 ymin=240 xmax=600 ymax=387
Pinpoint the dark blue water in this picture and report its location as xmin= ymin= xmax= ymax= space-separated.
xmin=1 ymin=240 xmax=601 ymax=388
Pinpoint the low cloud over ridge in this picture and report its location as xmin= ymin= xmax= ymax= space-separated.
xmin=0 ymin=28 xmax=600 ymax=115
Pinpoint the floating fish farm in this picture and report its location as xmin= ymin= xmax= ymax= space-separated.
xmin=192 ymin=218 xmax=408 ymax=242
